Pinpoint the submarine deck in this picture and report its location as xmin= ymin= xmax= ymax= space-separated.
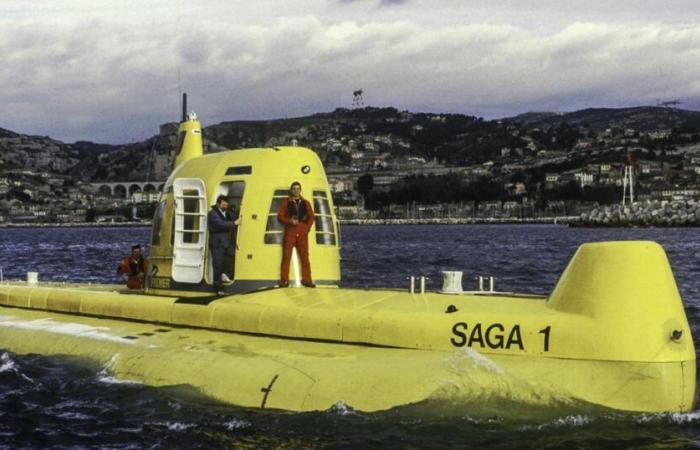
xmin=0 ymin=280 xmax=694 ymax=413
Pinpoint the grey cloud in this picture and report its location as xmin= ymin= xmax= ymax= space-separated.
xmin=1 ymin=7 xmax=699 ymax=143
xmin=335 ymin=0 xmax=409 ymax=6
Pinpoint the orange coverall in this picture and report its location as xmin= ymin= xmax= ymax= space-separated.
xmin=277 ymin=196 xmax=315 ymax=285
xmin=117 ymin=255 xmax=149 ymax=289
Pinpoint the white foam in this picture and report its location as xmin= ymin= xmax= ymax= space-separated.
xmin=224 ymin=418 xmax=250 ymax=430
xmin=547 ymin=415 xmax=593 ymax=428
xmin=168 ymin=401 xmax=182 ymax=411
xmin=95 ymin=354 xmax=141 ymax=385
xmin=0 ymin=353 xmax=16 ymax=373
xmin=637 ymin=411 xmax=700 ymax=424
xmin=327 ymin=400 xmax=357 ymax=416
xmin=448 ymin=347 xmax=504 ymax=374
xmin=0 ymin=315 xmax=136 ymax=345
xmin=669 ymin=411 xmax=700 ymax=424
xmin=158 ymin=421 xmax=196 ymax=432
xmin=95 ymin=371 xmax=142 ymax=385
xmin=518 ymin=414 xmax=593 ymax=431
xmin=0 ymin=352 xmax=35 ymax=383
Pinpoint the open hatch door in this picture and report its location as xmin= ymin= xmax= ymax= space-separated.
xmin=172 ymin=178 xmax=207 ymax=283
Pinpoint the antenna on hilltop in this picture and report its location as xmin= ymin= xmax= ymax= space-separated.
xmin=352 ymin=89 xmax=364 ymax=108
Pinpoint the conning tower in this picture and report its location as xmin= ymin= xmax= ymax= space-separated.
xmin=147 ymin=103 xmax=340 ymax=296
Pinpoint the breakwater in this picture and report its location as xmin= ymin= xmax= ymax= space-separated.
xmin=577 ymin=201 xmax=700 ymax=227
xmin=340 ymin=217 xmax=577 ymax=225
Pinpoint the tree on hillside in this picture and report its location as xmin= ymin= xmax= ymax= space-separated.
xmin=85 ymin=208 xmax=96 ymax=223
xmin=357 ymin=173 xmax=374 ymax=200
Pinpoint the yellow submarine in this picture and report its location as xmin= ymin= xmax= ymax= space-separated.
xmin=0 ymin=106 xmax=695 ymax=414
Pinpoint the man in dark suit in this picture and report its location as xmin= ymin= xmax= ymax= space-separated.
xmin=208 ymin=195 xmax=240 ymax=295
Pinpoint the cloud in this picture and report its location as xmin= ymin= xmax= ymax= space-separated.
xmin=336 ymin=0 xmax=409 ymax=6
xmin=0 ymin=2 xmax=699 ymax=142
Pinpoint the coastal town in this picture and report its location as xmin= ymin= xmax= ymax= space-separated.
xmin=1 ymin=105 xmax=700 ymax=226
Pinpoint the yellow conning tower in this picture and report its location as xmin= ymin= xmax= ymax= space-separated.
xmin=174 ymin=112 xmax=203 ymax=168
xmin=147 ymin=117 xmax=340 ymax=295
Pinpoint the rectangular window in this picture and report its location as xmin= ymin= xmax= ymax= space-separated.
xmin=181 ymin=188 xmax=201 ymax=244
xmin=216 ymin=181 xmax=245 ymax=218
xmin=225 ymin=166 xmax=253 ymax=176
xmin=313 ymin=190 xmax=336 ymax=246
xmin=151 ymin=200 xmax=166 ymax=246
xmin=264 ymin=190 xmax=289 ymax=244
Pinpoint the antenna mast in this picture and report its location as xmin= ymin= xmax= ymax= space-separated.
xmin=622 ymin=152 xmax=635 ymax=205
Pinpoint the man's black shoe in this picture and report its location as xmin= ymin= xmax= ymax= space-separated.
xmin=279 ymin=282 xmax=289 ymax=288
xmin=302 ymin=282 xmax=316 ymax=288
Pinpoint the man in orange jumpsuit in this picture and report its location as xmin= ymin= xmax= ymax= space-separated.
xmin=277 ymin=181 xmax=315 ymax=287
xmin=117 ymin=244 xmax=149 ymax=289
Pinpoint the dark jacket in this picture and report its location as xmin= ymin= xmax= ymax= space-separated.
xmin=208 ymin=206 xmax=237 ymax=255
xmin=277 ymin=197 xmax=314 ymax=235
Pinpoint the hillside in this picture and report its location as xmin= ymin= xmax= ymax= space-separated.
xmin=2 ymin=105 xmax=700 ymax=183
xmin=506 ymin=106 xmax=700 ymax=132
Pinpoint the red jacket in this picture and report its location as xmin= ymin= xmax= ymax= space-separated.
xmin=277 ymin=197 xmax=314 ymax=235
xmin=117 ymin=255 xmax=149 ymax=289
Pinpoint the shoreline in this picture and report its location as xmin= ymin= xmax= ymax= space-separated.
xmin=0 ymin=221 xmax=151 ymax=228
xmin=0 ymin=217 xmax=579 ymax=228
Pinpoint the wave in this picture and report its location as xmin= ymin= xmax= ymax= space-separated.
xmin=152 ymin=421 xmax=196 ymax=432
xmin=95 ymin=354 xmax=142 ymax=385
xmin=517 ymin=414 xmax=594 ymax=431
xmin=0 ymin=352 xmax=35 ymax=384
xmin=224 ymin=418 xmax=251 ymax=430
xmin=326 ymin=400 xmax=357 ymax=416
xmin=0 ymin=352 xmax=17 ymax=373
xmin=636 ymin=410 xmax=700 ymax=425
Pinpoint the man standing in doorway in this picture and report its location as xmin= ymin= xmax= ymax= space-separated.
xmin=208 ymin=195 xmax=240 ymax=295
xmin=278 ymin=182 xmax=315 ymax=287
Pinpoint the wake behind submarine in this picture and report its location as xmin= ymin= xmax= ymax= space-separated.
xmin=0 ymin=104 xmax=695 ymax=413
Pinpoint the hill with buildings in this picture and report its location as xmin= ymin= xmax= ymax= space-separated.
xmin=2 ymin=105 xmax=700 ymax=224
xmin=506 ymin=106 xmax=700 ymax=132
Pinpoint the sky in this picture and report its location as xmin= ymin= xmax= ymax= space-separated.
xmin=1 ymin=0 xmax=699 ymax=144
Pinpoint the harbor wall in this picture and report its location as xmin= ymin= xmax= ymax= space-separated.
xmin=576 ymin=200 xmax=700 ymax=227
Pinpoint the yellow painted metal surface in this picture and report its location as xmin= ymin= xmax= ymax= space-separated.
xmin=150 ymin=145 xmax=340 ymax=288
xmin=0 ymin=241 xmax=695 ymax=413
xmin=173 ymin=114 xmax=203 ymax=169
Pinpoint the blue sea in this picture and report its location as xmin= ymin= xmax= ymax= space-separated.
xmin=0 ymin=224 xmax=699 ymax=448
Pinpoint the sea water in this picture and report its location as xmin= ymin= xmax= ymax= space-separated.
xmin=0 ymin=225 xmax=699 ymax=447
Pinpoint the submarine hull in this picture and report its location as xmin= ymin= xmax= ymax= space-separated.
xmin=0 ymin=241 xmax=696 ymax=414
xmin=0 ymin=305 xmax=694 ymax=413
